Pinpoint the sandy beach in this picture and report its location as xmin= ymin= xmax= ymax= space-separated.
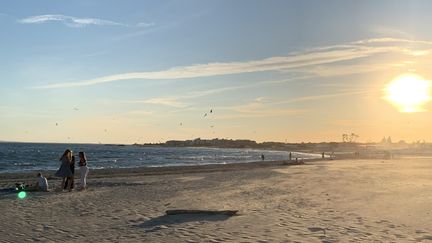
xmin=1 ymin=158 xmax=431 ymax=242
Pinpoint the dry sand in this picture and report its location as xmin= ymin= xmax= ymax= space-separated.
xmin=0 ymin=158 xmax=431 ymax=242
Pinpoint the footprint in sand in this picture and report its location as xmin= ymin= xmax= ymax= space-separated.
xmin=419 ymin=235 xmax=432 ymax=240
xmin=308 ymin=227 xmax=326 ymax=234
xmin=32 ymin=226 xmax=44 ymax=232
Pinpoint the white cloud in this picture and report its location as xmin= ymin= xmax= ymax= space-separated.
xmin=19 ymin=14 xmax=126 ymax=27
xmin=207 ymin=88 xmax=377 ymax=120
xmin=137 ymin=22 xmax=155 ymax=28
xmin=212 ymin=98 xmax=309 ymax=119
xmin=353 ymin=37 xmax=432 ymax=46
xmin=89 ymin=82 xmax=269 ymax=108
xmin=295 ymin=63 xmax=396 ymax=78
xmin=370 ymin=26 xmax=414 ymax=39
xmin=254 ymin=96 xmax=269 ymax=103
xmin=33 ymin=37 xmax=432 ymax=89
xmin=274 ymin=89 xmax=375 ymax=105
xmin=213 ymin=109 xmax=308 ymax=120
xmin=120 ymin=80 xmax=294 ymax=108
xmin=128 ymin=97 xmax=187 ymax=108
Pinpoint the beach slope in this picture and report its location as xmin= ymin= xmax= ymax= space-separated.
xmin=1 ymin=158 xmax=431 ymax=242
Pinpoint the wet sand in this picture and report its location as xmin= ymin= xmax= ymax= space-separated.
xmin=0 ymin=158 xmax=431 ymax=242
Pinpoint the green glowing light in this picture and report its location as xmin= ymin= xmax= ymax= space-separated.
xmin=18 ymin=191 xmax=27 ymax=199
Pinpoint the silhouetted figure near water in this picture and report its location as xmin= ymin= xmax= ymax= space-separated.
xmin=261 ymin=154 xmax=265 ymax=161
xmin=55 ymin=149 xmax=73 ymax=191
xmin=64 ymin=156 xmax=75 ymax=190
xmin=289 ymin=152 xmax=292 ymax=161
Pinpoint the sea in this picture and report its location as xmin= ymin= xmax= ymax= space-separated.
xmin=0 ymin=142 xmax=323 ymax=173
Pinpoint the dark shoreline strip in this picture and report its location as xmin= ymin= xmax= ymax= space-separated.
xmin=0 ymin=159 xmax=326 ymax=184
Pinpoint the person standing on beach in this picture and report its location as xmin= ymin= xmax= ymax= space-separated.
xmin=78 ymin=151 xmax=89 ymax=191
xmin=55 ymin=149 xmax=73 ymax=191
xmin=64 ymin=155 xmax=75 ymax=190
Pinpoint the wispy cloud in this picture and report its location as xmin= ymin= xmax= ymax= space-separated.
xmin=211 ymin=97 xmax=309 ymax=120
xmin=352 ymin=37 xmax=432 ymax=46
xmin=19 ymin=14 xmax=126 ymax=28
xmin=207 ymin=88 xmax=377 ymax=120
xmin=128 ymin=97 xmax=187 ymax=108
xmin=213 ymin=109 xmax=308 ymax=120
xmin=136 ymin=22 xmax=155 ymax=28
xmin=121 ymin=76 xmax=306 ymax=108
xmin=295 ymin=63 xmax=399 ymax=78
xmin=124 ymin=85 xmax=246 ymax=108
xmin=33 ymin=37 xmax=432 ymax=89
xmin=370 ymin=26 xmax=414 ymax=39
xmin=207 ymin=88 xmax=377 ymax=118
xmin=274 ymin=89 xmax=379 ymax=105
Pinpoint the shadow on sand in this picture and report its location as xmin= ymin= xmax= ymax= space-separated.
xmin=137 ymin=213 xmax=233 ymax=231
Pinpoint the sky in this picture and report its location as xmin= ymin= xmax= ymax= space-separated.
xmin=2 ymin=0 xmax=432 ymax=144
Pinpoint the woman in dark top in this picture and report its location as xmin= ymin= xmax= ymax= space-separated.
xmin=55 ymin=149 xmax=73 ymax=190
xmin=64 ymin=156 xmax=75 ymax=190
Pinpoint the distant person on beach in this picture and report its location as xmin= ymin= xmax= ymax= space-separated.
xmin=289 ymin=152 xmax=292 ymax=161
xmin=55 ymin=149 xmax=73 ymax=191
xmin=64 ymin=155 xmax=75 ymax=190
xmin=322 ymin=152 xmax=325 ymax=159
xmin=261 ymin=154 xmax=265 ymax=161
xmin=78 ymin=151 xmax=89 ymax=191
xmin=36 ymin=172 xmax=49 ymax=191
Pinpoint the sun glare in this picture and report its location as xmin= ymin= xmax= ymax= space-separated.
xmin=385 ymin=74 xmax=431 ymax=112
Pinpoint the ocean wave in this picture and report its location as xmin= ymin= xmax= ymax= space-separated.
xmin=13 ymin=162 xmax=36 ymax=167
xmin=0 ymin=142 xmax=320 ymax=173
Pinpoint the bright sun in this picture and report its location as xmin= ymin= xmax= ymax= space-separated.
xmin=385 ymin=74 xmax=431 ymax=112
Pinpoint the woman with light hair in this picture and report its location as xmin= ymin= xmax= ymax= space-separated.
xmin=78 ymin=151 xmax=89 ymax=191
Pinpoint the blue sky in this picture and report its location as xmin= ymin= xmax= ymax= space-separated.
xmin=2 ymin=0 xmax=432 ymax=143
